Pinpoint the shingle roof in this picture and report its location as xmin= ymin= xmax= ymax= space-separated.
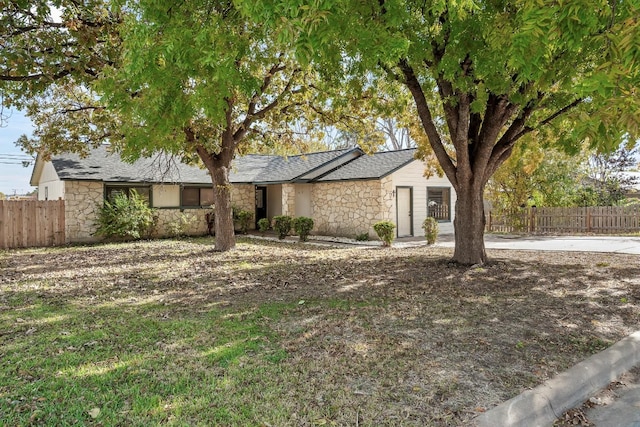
xmin=228 ymin=148 xmax=357 ymax=183
xmin=47 ymin=145 xmax=414 ymax=185
xmin=51 ymin=145 xmax=212 ymax=184
xmin=316 ymin=149 xmax=417 ymax=181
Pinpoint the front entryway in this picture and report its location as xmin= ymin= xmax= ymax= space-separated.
xmin=396 ymin=187 xmax=413 ymax=237
xmin=255 ymin=186 xmax=267 ymax=227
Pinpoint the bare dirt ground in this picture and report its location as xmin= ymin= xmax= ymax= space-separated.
xmin=2 ymin=237 xmax=639 ymax=426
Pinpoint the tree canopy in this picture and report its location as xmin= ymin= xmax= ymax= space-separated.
xmin=96 ymin=0 xmax=343 ymax=250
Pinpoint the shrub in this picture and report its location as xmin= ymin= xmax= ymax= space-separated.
xmin=95 ymin=190 xmax=157 ymax=240
xmin=205 ymin=210 xmax=215 ymax=236
xmin=232 ymin=206 xmax=253 ymax=234
xmin=292 ymin=216 xmax=314 ymax=242
xmin=273 ymin=215 xmax=292 ymax=239
xmin=373 ymin=221 xmax=396 ymax=247
xmin=355 ymin=232 xmax=370 ymax=241
xmin=257 ymin=217 xmax=270 ymax=233
xmin=422 ymin=217 xmax=439 ymax=245
xmin=166 ymin=213 xmax=197 ymax=237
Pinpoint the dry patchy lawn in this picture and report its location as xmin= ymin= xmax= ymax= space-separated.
xmin=1 ymin=237 xmax=639 ymax=426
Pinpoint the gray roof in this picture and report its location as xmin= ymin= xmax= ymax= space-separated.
xmin=228 ymin=148 xmax=357 ymax=183
xmin=51 ymin=145 xmax=212 ymax=184
xmin=48 ymin=145 xmax=415 ymax=185
xmin=317 ymin=149 xmax=417 ymax=181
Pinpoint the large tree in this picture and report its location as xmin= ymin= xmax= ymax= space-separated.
xmin=97 ymin=0 xmax=331 ymax=251
xmin=2 ymin=1 xmax=378 ymax=252
xmin=247 ymin=0 xmax=640 ymax=264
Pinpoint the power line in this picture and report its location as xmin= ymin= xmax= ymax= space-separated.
xmin=0 ymin=153 xmax=33 ymax=159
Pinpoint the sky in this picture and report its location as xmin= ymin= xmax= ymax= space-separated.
xmin=0 ymin=109 xmax=36 ymax=196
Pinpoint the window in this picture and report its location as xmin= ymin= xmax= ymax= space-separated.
xmin=181 ymin=187 xmax=214 ymax=207
xmin=105 ymin=185 xmax=151 ymax=204
xmin=427 ymin=187 xmax=451 ymax=221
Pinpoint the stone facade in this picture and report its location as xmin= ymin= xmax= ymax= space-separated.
xmin=311 ymin=179 xmax=393 ymax=237
xmin=230 ymin=184 xmax=255 ymax=214
xmin=61 ymin=182 xmax=262 ymax=242
xmin=62 ymin=177 xmax=403 ymax=242
xmin=64 ymin=181 xmax=103 ymax=242
xmin=152 ymin=209 xmax=211 ymax=237
xmin=281 ymin=184 xmax=296 ymax=216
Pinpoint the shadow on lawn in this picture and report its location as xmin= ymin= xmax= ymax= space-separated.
xmin=1 ymin=239 xmax=639 ymax=425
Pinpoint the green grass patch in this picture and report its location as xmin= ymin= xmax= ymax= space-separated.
xmin=0 ymin=298 xmax=293 ymax=426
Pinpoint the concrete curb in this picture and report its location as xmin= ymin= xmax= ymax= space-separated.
xmin=475 ymin=331 xmax=640 ymax=427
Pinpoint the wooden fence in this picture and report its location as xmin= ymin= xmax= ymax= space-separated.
xmin=487 ymin=206 xmax=640 ymax=234
xmin=0 ymin=200 xmax=66 ymax=249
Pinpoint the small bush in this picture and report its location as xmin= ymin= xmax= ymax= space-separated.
xmin=205 ymin=211 xmax=215 ymax=236
xmin=232 ymin=206 xmax=253 ymax=234
xmin=355 ymin=232 xmax=370 ymax=241
xmin=95 ymin=190 xmax=157 ymax=240
xmin=292 ymin=216 xmax=314 ymax=242
xmin=373 ymin=221 xmax=396 ymax=247
xmin=257 ymin=217 xmax=270 ymax=233
xmin=273 ymin=215 xmax=292 ymax=239
xmin=422 ymin=217 xmax=439 ymax=245
xmin=166 ymin=213 xmax=198 ymax=237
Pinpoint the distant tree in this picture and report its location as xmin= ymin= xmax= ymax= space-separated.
xmin=579 ymin=145 xmax=639 ymax=206
xmin=0 ymin=192 xmax=6 ymax=200
xmin=485 ymin=140 xmax=591 ymax=211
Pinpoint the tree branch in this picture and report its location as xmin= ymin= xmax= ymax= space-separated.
xmin=398 ymin=58 xmax=458 ymax=188
xmin=0 ymin=69 xmax=71 ymax=82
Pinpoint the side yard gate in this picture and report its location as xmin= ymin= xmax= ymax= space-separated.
xmin=0 ymin=200 xmax=65 ymax=250
xmin=487 ymin=206 xmax=640 ymax=234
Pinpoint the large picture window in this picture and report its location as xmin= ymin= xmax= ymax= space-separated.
xmin=427 ymin=187 xmax=451 ymax=221
xmin=181 ymin=187 xmax=214 ymax=207
xmin=105 ymin=185 xmax=151 ymax=204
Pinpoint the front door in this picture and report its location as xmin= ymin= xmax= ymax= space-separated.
xmin=396 ymin=187 xmax=413 ymax=237
xmin=255 ymin=186 xmax=267 ymax=227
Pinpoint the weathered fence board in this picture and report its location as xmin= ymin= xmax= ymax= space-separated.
xmin=487 ymin=206 xmax=640 ymax=234
xmin=0 ymin=200 xmax=65 ymax=249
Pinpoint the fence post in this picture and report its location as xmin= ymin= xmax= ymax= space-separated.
xmin=529 ymin=207 xmax=536 ymax=233
xmin=586 ymin=208 xmax=591 ymax=233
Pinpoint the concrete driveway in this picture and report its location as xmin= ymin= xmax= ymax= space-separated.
xmin=432 ymin=233 xmax=640 ymax=255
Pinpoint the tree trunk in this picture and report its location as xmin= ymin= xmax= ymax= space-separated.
xmin=209 ymin=162 xmax=236 ymax=251
xmin=452 ymin=182 xmax=487 ymax=265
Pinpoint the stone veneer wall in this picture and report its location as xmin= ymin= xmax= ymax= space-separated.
xmin=312 ymin=178 xmax=394 ymax=237
xmin=64 ymin=181 xmax=258 ymax=242
xmin=152 ymin=209 xmax=211 ymax=237
xmin=230 ymin=184 xmax=256 ymax=230
xmin=230 ymin=185 xmax=255 ymax=212
xmin=281 ymin=184 xmax=296 ymax=216
xmin=64 ymin=180 xmax=104 ymax=242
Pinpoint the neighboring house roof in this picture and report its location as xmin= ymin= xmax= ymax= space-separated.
xmin=32 ymin=145 xmax=418 ymax=186
xmin=316 ymin=149 xmax=417 ymax=182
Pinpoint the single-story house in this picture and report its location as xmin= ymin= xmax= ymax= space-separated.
xmin=30 ymin=145 xmax=456 ymax=242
